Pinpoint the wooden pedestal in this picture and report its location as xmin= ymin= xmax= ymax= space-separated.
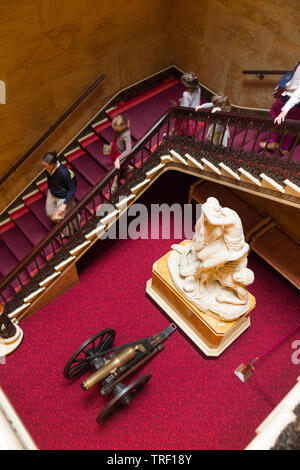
xmin=146 ymin=249 xmax=255 ymax=357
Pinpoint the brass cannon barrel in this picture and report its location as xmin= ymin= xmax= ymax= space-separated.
xmin=81 ymin=346 xmax=139 ymax=391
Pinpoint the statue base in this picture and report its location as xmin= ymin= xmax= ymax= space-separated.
xmin=0 ymin=323 xmax=23 ymax=357
xmin=146 ymin=247 xmax=255 ymax=357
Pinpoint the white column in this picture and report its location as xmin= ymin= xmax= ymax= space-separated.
xmin=0 ymin=387 xmax=37 ymax=450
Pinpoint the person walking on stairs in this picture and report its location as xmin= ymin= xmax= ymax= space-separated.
xmin=170 ymin=72 xmax=201 ymax=137
xmin=109 ymin=115 xmax=133 ymax=192
xmin=42 ymin=151 xmax=78 ymax=237
xmin=196 ymin=94 xmax=231 ymax=146
xmin=259 ymin=61 xmax=300 ymax=155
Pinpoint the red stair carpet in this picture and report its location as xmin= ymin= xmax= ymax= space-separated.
xmin=1 ymin=171 xmax=299 ymax=451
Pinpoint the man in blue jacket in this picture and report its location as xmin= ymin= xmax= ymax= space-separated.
xmin=42 ymin=151 xmax=78 ymax=237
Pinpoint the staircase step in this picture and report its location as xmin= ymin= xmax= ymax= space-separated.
xmin=146 ymin=163 xmax=165 ymax=178
xmin=36 ymin=180 xmax=48 ymax=197
xmin=95 ymin=125 xmax=115 ymax=144
xmin=13 ymin=212 xmax=48 ymax=246
xmin=8 ymin=303 xmax=31 ymax=320
xmin=160 ymin=155 xmax=173 ymax=163
xmin=0 ymin=211 xmax=12 ymax=225
xmin=100 ymin=209 xmax=119 ymax=225
xmin=75 ymin=172 xmax=93 ymax=201
xmin=108 ymin=79 xmax=181 ymax=120
xmin=79 ymin=134 xmax=113 ymax=171
xmin=25 ymin=195 xmax=54 ymax=231
xmin=68 ymin=152 xmax=106 ymax=186
xmin=260 ymin=173 xmax=285 ymax=193
xmin=39 ymin=271 xmax=61 ymax=287
xmin=219 ymin=162 xmax=240 ymax=181
xmin=115 ymin=194 xmax=136 ymax=209
xmin=113 ymin=83 xmax=184 ymax=140
xmin=54 ymin=256 xmax=76 ymax=271
xmin=85 ymin=224 xmax=106 ymax=240
xmin=1 ymin=225 xmax=34 ymax=262
xmin=239 ymin=168 xmax=262 ymax=187
xmin=170 ymin=150 xmax=187 ymax=165
xmin=185 ymin=153 xmax=204 ymax=170
xmin=23 ymin=287 xmax=46 ymax=303
xmin=0 ymin=240 xmax=19 ymax=277
xmin=8 ymin=202 xmax=28 ymax=220
xmin=22 ymin=185 xmax=41 ymax=205
xmin=69 ymin=240 xmax=91 ymax=256
xmin=0 ymin=216 xmax=14 ymax=235
xmin=201 ymin=157 xmax=221 ymax=175
xmin=130 ymin=178 xmax=151 ymax=194
xmin=92 ymin=117 xmax=109 ymax=129
xmin=12 ymin=211 xmax=60 ymax=260
xmin=284 ymin=179 xmax=300 ymax=197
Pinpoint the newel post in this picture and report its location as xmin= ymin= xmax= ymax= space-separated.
xmin=0 ymin=304 xmax=23 ymax=356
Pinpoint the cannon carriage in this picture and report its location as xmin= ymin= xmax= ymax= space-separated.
xmin=63 ymin=324 xmax=176 ymax=421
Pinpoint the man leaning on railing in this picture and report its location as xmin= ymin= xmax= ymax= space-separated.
xmin=260 ymin=61 xmax=300 ymax=155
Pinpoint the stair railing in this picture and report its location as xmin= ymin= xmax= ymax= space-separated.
xmin=242 ymin=70 xmax=288 ymax=80
xmin=1 ymin=106 xmax=300 ymax=331
xmin=0 ymin=74 xmax=105 ymax=186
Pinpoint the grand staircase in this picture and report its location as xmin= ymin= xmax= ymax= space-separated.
xmin=0 ymin=67 xmax=299 ymax=343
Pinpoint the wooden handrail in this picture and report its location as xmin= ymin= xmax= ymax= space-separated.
xmin=242 ymin=70 xmax=288 ymax=80
xmin=1 ymin=105 xmax=300 ymax=300
xmin=0 ymin=74 xmax=105 ymax=186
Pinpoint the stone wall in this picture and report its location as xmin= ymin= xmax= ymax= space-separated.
xmin=169 ymin=0 xmax=300 ymax=108
xmin=0 ymin=0 xmax=171 ymax=207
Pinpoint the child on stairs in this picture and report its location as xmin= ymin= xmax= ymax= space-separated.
xmin=109 ymin=114 xmax=133 ymax=192
xmin=170 ymin=72 xmax=202 ymax=136
xmin=196 ymin=94 xmax=231 ymax=146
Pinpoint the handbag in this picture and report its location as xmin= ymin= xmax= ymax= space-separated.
xmin=273 ymin=62 xmax=300 ymax=99
xmin=273 ymin=71 xmax=293 ymax=98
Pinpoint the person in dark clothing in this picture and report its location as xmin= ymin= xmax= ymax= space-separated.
xmin=42 ymin=151 xmax=78 ymax=237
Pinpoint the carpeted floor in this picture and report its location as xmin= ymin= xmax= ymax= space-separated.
xmin=1 ymin=173 xmax=299 ymax=450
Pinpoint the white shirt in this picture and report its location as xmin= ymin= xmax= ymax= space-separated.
xmin=281 ymin=64 xmax=300 ymax=113
xmin=181 ymin=88 xmax=201 ymax=108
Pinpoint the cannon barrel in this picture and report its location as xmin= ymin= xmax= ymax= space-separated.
xmin=81 ymin=346 xmax=139 ymax=391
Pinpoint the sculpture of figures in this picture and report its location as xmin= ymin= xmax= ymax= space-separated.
xmin=168 ymin=197 xmax=254 ymax=321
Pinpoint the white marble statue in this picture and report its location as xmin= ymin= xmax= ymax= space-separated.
xmin=168 ymin=197 xmax=254 ymax=321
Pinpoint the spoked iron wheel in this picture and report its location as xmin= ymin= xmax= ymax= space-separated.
xmin=96 ymin=373 xmax=152 ymax=422
xmin=63 ymin=328 xmax=116 ymax=379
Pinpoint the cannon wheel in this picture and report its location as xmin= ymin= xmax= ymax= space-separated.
xmin=63 ymin=328 xmax=116 ymax=379
xmin=96 ymin=373 xmax=152 ymax=422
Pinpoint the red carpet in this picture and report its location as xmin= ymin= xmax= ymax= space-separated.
xmin=0 ymin=173 xmax=299 ymax=450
